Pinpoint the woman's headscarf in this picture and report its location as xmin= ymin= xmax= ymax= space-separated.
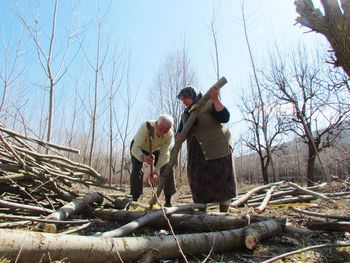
xmin=176 ymin=86 xmax=202 ymax=132
xmin=177 ymin=86 xmax=202 ymax=106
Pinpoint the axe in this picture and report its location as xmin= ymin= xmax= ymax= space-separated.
xmin=146 ymin=121 xmax=157 ymax=186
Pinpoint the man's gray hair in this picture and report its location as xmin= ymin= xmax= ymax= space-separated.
xmin=157 ymin=114 xmax=174 ymax=129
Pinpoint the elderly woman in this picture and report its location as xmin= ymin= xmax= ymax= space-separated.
xmin=176 ymin=86 xmax=237 ymax=212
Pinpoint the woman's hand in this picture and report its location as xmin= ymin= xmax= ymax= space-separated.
xmin=209 ymin=85 xmax=224 ymax=111
xmin=209 ymin=86 xmax=220 ymax=101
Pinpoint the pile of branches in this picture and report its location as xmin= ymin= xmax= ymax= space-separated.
xmin=0 ymin=126 xmax=116 ymax=218
xmin=0 ymin=126 xmax=110 ymax=207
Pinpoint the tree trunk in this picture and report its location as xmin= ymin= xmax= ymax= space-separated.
xmin=307 ymin=141 xmax=317 ymax=186
xmin=295 ymin=0 xmax=350 ymax=77
xmin=38 ymin=192 xmax=103 ymax=232
xmin=261 ymin=157 xmax=269 ymax=184
xmin=99 ymin=203 xmax=205 ymax=237
xmin=92 ymin=209 xmax=251 ymax=231
xmin=0 ymin=220 xmax=283 ymax=263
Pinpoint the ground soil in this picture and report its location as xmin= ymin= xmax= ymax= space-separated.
xmin=133 ymin=182 xmax=350 ymax=263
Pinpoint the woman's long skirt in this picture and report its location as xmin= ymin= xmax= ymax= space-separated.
xmin=187 ymin=138 xmax=237 ymax=204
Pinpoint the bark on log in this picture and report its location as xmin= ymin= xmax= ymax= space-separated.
xmin=92 ymin=209 xmax=249 ymax=231
xmin=306 ymin=220 xmax=350 ymax=232
xmin=244 ymin=219 xmax=284 ymax=250
xmin=149 ymin=77 xmax=227 ymax=206
xmin=38 ymin=192 xmax=103 ymax=232
xmin=0 ymin=219 xmax=283 ymax=263
xmin=99 ymin=203 xmax=206 ymax=237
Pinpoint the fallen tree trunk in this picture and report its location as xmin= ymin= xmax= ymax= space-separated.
xmin=244 ymin=218 xmax=285 ymax=250
xmin=92 ymin=209 xmax=254 ymax=231
xmin=99 ymin=203 xmax=205 ymax=237
xmin=38 ymin=192 xmax=103 ymax=233
xmin=0 ymin=219 xmax=283 ymax=263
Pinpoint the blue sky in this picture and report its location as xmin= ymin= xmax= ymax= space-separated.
xmin=0 ymin=0 xmax=326 ymax=145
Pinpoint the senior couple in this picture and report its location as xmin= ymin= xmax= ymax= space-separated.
xmin=129 ymin=85 xmax=237 ymax=212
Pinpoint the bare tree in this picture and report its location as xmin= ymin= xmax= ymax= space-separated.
xmin=150 ymin=43 xmax=197 ymax=131
xmin=0 ymin=30 xmax=25 ymax=115
xmin=208 ymin=3 xmax=221 ymax=81
xmin=295 ymin=0 xmax=350 ymax=77
xmin=12 ymin=0 xmax=79 ymax=146
xmin=238 ymin=2 xmax=287 ymax=183
xmin=150 ymin=43 xmax=198 ymax=181
xmin=264 ymin=45 xmax=348 ymax=186
xmin=115 ymin=61 xmax=138 ymax=186
xmin=240 ymin=82 xmax=288 ymax=184
xmin=82 ymin=6 xmax=108 ymax=166
xmin=105 ymin=44 xmax=123 ymax=185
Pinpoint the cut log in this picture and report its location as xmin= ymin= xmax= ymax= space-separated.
xmin=244 ymin=219 xmax=284 ymax=250
xmin=92 ymin=209 xmax=252 ymax=231
xmin=0 ymin=219 xmax=283 ymax=263
xmin=38 ymin=192 xmax=103 ymax=232
xmin=99 ymin=203 xmax=206 ymax=237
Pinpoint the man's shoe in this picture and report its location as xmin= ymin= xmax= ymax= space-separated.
xmin=164 ymin=203 xmax=172 ymax=207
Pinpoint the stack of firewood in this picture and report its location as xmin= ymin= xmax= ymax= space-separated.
xmin=0 ymin=126 xmax=113 ymax=213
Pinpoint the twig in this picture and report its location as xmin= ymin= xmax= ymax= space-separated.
xmin=287 ymin=182 xmax=336 ymax=203
xmin=262 ymin=242 xmax=350 ymax=263
xmin=59 ymin=221 xmax=94 ymax=235
xmin=0 ymin=213 xmax=91 ymax=224
xmin=290 ymin=206 xmax=350 ymax=221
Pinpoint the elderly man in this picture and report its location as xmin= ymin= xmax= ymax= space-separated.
xmin=130 ymin=114 xmax=176 ymax=206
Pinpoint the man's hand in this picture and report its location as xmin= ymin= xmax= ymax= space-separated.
xmin=144 ymin=154 xmax=155 ymax=165
xmin=148 ymin=173 xmax=158 ymax=187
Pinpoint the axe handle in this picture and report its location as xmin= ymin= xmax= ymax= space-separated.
xmin=147 ymin=131 xmax=153 ymax=175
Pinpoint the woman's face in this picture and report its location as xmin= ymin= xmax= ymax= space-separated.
xmin=180 ymin=96 xmax=193 ymax=107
